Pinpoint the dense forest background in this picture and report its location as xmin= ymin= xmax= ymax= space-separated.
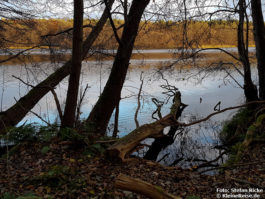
xmin=0 ymin=19 xmax=255 ymax=49
xmin=0 ymin=0 xmax=265 ymax=198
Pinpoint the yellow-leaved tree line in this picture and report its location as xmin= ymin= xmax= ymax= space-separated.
xmin=0 ymin=19 xmax=255 ymax=49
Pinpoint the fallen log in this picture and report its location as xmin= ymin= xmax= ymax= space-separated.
xmin=106 ymin=114 xmax=175 ymax=161
xmin=106 ymin=91 xmax=182 ymax=161
xmin=115 ymin=174 xmax=181 ymax=199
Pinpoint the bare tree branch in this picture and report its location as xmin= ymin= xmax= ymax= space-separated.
xmin=103 ymin=0 xmax=122 ymax=46
xmin=41 ymin=24 xmax=94 ymax=38
xmin=134 ymin=72 xmax=144 ymax=128
xmin=50 ymin=89 xmax=63 ymax=122
xmin=75 ymin=84 xmax=90 ymax=124
xmin=177 ymin=100 xmax=265 ymax=127
xmin=0 ymin=45 xmax=39 ymax=64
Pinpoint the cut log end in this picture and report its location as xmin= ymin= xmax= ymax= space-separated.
xmin=105 ymin=148 xmax=124 ymax=162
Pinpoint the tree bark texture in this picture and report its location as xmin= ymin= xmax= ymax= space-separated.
xmin=251 ymin=0 xmax=265 ymax=99
xmin=115 ymin=174 xmax=181 ymax=199
xmin=0 ymin=0 xmax=114 ymax=134
xmin=238 ymin=0 xmax=258 ymax=102
xmin=61 ymin=0 xmax=84 ymax=128
xmin=86 ymin=0 xmax=150 ymax=136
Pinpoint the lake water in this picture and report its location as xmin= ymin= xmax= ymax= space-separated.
xmin=0 ymin=54 xmax=257 ymax=170
xmin=0 ymin=47 xmax=256 ymax=56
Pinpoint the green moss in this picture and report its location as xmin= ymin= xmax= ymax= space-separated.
xmin=1 ymin=124 xmax=58 ymax=144
xmin=247 ymin=125 xmax=256 ymax=133
xmin=220 ymin=108 xmax=253 ymax=144
xmin=58 ymin=128 xmax=83 ymax=141
xmin=40 ymin=146 xmax=50 ymax=154
xmin=1 ymin=192 xmax=16 ymax=199
xmin=255 ymin=114 xmax=265 ymax=126
xmin=245 ymin=133 xmax=254 ymax=141
xmin=224 ymin=142 xmax=245 ymax=166
xmin=221 ymin=108 xmax=265 ymax=168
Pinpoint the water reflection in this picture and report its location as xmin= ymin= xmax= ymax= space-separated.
xmin=0 ymin=57 xmax=254 ymax=171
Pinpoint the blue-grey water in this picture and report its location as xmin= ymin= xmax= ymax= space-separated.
xmin=0 ymin=47 xmax=256 ymax=56
xmin=0 ymin=57 xmax=257 ymax=169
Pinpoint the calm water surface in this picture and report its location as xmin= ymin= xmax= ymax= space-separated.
xmin=0 ymin=57 xmax=256 ymax=169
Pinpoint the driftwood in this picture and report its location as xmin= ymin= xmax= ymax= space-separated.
xmin=107 ymin=94 xmax=265 ymax=161
xmin=106 ymin=92 xmax=182 ymax=161
xmin=106 ymin=114 xmax=175 ymax=161
xmin=115 ymin=174 xmax=181 ymax=199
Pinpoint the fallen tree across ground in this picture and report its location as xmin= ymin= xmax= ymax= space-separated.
xmin=106 ymin=91 xmax=183 ymax=161
xmin=106 ymin=95 xmax=265 ymax=162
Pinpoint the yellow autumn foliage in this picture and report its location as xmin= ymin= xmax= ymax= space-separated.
xmin=0 ymin=19 xmax=255 ymax=49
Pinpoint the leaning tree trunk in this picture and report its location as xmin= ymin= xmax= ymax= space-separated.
xmin=238 ymin=0 xmax=258 ymax=102
xmin=106 ymin=92 xmax=182 ymax=162
xmin=61 ymin=0 xmax=84 ymax=128
xmin=86 ymin=0 xmax=150 ymax=135
xmin=251 ymin=0 xmax=265 ymax=100
xmin=0 ymin=0 xmax=114 ymax=134
xmin=144 ymin=96 xmax=187 ymax=161
xmin=106 ymin=115 xmax=175 ymax=162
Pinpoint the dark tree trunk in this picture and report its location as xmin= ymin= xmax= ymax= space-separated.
xmin=61 ymin=0 xmax=83 ymax=128
xmin=112 ymin=100 xmax=120 ymax=138
xmin=106 ymin=92 xmax=182 ymax=162
xmin=144 ymin=126 xmax=178 ymax=161
xmin=238 ymin=0 xmax=258 ymax=102
xmin=251 ymin=0 xmax=265 ymax=100
xmin=144 ymin=97 xmax=186 ymax=161
xmin=86 ymin=0 xmax=150 ymax=135
xmin=0 ymin=0 xmax=114 ymax=134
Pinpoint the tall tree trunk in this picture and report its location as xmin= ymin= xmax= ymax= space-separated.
xmin=251 ymin=0 xmax=265 ymax=100
xmin=86 ymin=0 xmax=150 ymax=135
xmin=0 ymin=0 xmax=114 ymax=134
xmin=238 ymin=0 xmax=258 ymax=102
xmin=61 ymin=0 xmax=83 ymax=128
xmin=112 ymin=100 xmax=120 ymax=138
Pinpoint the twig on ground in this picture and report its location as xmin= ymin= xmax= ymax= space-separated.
xmin=228 ymin=176 xmax=265 ymax=189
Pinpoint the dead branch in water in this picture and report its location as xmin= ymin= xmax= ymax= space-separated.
xmin=134 ymin=72 xmax=144 ymax=128
xmin=177 ymin=100 xmax=265 ymax=127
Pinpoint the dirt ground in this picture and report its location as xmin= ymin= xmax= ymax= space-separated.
xmin=0 ymin=140 xmax=264 ymax=199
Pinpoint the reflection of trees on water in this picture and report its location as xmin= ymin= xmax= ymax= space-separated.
xmin=135 ymin=115 xmax=227 ymax=174
xmin=1 ymin=57 xmax=238 ymax=171
xmin=160 ymin=119 xmax=226 ymax=168
xmin=127 ymin=66 xmax=241 ymax=173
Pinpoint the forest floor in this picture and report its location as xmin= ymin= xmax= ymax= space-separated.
xmin=0 ymin=139 xmax=264 ymax=199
